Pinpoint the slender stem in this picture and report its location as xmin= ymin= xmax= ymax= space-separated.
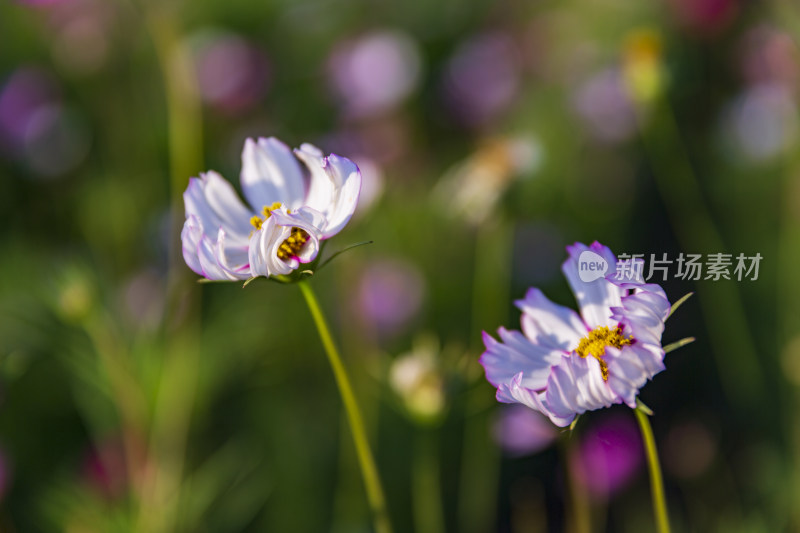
xmin=297 ymin=281 xmax=393 ymax=533
xmin=559 ymin=434 xmax=591 ymax=533
xmin=413 ymin=428 xmax=445 ymax=533
xmin=634 ymin=402 xmax=670 ymax=533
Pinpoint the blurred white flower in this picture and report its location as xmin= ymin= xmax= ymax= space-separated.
xmin=433 ymin=136 xmax=541 ymax=226
xmin=389 ymin=336 xmax=446 ymax=422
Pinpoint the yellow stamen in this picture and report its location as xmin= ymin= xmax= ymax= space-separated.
xmin=251 ymin=202 xmax=284 ymax=230
xmin=276 ymin=227 xmax=310 ymax=260
xmin=575 ymin=326 xmax=633 ymax=381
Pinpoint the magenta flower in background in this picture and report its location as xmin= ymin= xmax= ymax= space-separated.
xmin=572 ymin=413 xmax=644 ymax=500
xmin=182 ymin=137 xmax=360 ymax=280
xmin=492 ymin=404 xmax=558 ymax=457
xmin=480 ymin=241 xmax=671 ymax=426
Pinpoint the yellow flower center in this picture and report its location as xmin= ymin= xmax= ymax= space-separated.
xmin=250 ymin=202 xmax=283 ymax=230
xmin=575 ymin=326 xmax=633 ymax=381
xmin=276 ymin=227 xmax=310 ymax=260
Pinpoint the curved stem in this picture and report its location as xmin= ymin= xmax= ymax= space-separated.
xmin=634 ymin=401 xmax=671 ymax=533
xmin=297 ymin=281 xmax=393 ymax=533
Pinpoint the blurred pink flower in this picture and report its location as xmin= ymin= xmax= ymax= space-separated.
xmin=355 ymin=258 xmax=426 ymax=337
xmin=666 ymin=0 xmax=737 ymax=35
xmin=572 ymin=413 xmax=644 ymax=500
xmin=327 ymin=30 xmax=421 ymax=118
xmin=192 ymin=31 xmax=270 ymax=115
xmin=493 ymin=405 xmax=557 ymax=457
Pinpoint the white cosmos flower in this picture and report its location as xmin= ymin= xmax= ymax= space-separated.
xmin=181 ymin=137 xmax=361 ymax=281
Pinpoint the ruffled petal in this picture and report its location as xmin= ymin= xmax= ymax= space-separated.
xmin=480 ymin=328 xmax=563 ymax=390
xmin=181 ymin=215 xmax=204 ymax=277
xmin=240 ymin=137 xmax=306 ymax=211
xmin=184 ymin=172 xmax=252 ymax=242
xmin=496 ymin=372 xmax=575 ymax=427
xmin=545 ymin=354 xmax=618 ymax=419
xmin=516 ymin=288 xmax=587 ymax=351
xmin=295 ymin=144 xmax=361 ymax=239
xmin=247 ymin=218 xmax=283 ymax=278
xmin=247 ymin=208 xmax=325 ymax=278
xmin=611 ymin=290 xmax=669 ymax=347
xmin=214 ymin=227 xmax=251 ymax=280
xmin=198 ymin=233 xmax=240 ymax=281
xmin=605 ymin=345 xmax=664 ymax=408
xmin=562 ymin=241 xmax=625 ymax=328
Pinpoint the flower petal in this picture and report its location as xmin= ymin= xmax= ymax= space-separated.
xmin=214 ymin=227 xmax=251 ymax=280
xmin=496 ymin=372 xmax=575 ymax=427
xmin=198 ymin=233 xmax=241 ymax=281
xmin=611 ymin=290 xmax=670 ymax=346
xmin=295 ymin=144 xmax=361 ymax=239
xmin=562 ymin=241 xmax=625 ymax=328
xmin=545 ymin=354 xmax=618 ymax=419
xmin=516 ymin=288 xmax=588 ymax=351
xmin=184 ymin=171 xmax=252 ymax=242
xmin=240 ymin=137 xmax=306 ymax=211
xmin=480 ymin=328 xmax=563 ymax=391
xmin=181 ymin=215 xmax=204 ymax=277
xmin=605 ymin=345 xmax=664 ymax=408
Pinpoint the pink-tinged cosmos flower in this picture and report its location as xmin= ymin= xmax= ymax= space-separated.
xmin=480 ymin=242 xmax=671 ymax=427
xmin=572 ymin=413 xmax=644 ymax=500
xmin=182 ymin=137 xmax=361 ymax=280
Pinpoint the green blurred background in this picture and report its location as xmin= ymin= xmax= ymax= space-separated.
xmin=1 ymin=0 xmax=799 ymax=531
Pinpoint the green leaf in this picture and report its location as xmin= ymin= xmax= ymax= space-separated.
xmin=635 ymin=398 xmax=654 ymax=416
xmin=663 ymin=336 xmax=695 ymax=354
xmin=667 ymin=292 xmax=693 ymax=319
xmin=317 ymin=240 xmax=374 ymax=271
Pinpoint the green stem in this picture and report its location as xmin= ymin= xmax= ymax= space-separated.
xmin=634 ymin=401 xmax=670 ymax=533
xmin=413 ymin=428 xmax=445 ymax=533
xmin=559 ymin=434 xmax=591 ymax=533
xmin=297 ymin=281 xmax=393 ymax=533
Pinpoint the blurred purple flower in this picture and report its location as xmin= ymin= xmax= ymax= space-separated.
xmin=481 ymin=242 xmax=672 ymax=427
xmin=327 ymin=30 xmax=421 ymax=118
xmin=0 ymin=67 xmax=90 ymax=177
xmin=355 ymin=258 xmax=426 ymax=337
xmin=441 ymin=32 xmax=521 ymax=127
xmin=572 ymin=68 xmax=636 ymax=143
xmin=572 ymin=414 xmax=644 ymax=500
xmin=740 ymin=26 xmax=800 ymax=90
xmin=193 ymin=31 xmax=270 ymax=115
xmin=182 ymin=137 xmax=361 ymax=280
xmin=493 ymin=404 xmax=557 ymax=457
xmin=720 ymin=83 xmax=797 ymax=162
xmin=0 ymin=68 xmax=59 ymax=151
